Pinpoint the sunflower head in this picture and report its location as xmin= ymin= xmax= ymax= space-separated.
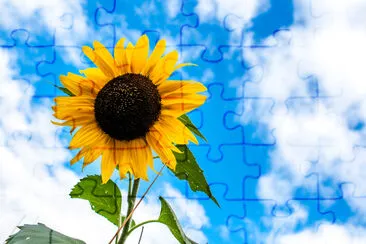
xmin=53 ymin=35 xmax=207 ymax=183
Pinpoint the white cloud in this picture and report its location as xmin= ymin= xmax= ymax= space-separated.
xmin=0 ymin=0 xmax=91 ymax=66
xmin=230 ymin=202 xmax=308 ymax=243
xmin=193 ymin=0 xmax=271 ymax=64
xmin=277 ymin=224 xmax=366 ymax=244
xmin=195 ymin=0 xmax=270 ymax=24
xmin=0 ymin=0 xmax=88 ymax=41
xmin=240 ymin=0 xmax=366 ymax=215
xmin=218 ymin=225 xmax=230 ymax=240
xmin=0 ymin=47 xmax=210 ymax=243
xmin=264 ymin=202 xmax=309 ymax=243
xmin=201 ymin=69 xmax=215 ymax=84
xmin=165 ymin=0 xmax=181 ymax=18
xmin=134 ymin=1 xmax=158 ymax=26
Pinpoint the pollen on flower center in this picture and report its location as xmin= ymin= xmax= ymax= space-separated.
xmin=94 ymin=73 xmax=161 ymax=141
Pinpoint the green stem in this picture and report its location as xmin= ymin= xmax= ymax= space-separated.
xmin=126 ymin=220 xmax=159 ymax=237
xmin=118 ymin=178 xmax=140 ymax=244
xmin=128 ymin=173 xmax=132 ymax=196
xmin=117 ymin=173 xmax=132 ymax=244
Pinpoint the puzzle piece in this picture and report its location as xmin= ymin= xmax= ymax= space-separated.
xmin=193 ymin=83 xmax=245 ymax=161
xmin=55 ymin=0 xmax=116 ymax=48
xmin=3 ymin=0 xmax=366 ymax=243
xmin=188 ymin=144 xmax=259 ymax=200
xmin=36 ymin=46 xmax=87 ymax=97
xmin=225 ymin=96 xmax=276 ymax=146
xmin=94 ymin=0 xmax=196 ymax=50
xmin=226 ymin=196 xmax=335 ymax=244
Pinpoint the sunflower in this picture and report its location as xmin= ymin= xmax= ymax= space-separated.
xmin=52 ymin=35 xmax=207 ymax=183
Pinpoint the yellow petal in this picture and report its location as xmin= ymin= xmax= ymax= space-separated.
xmin=93 ymin=41 xmax=118 ymax=76
xmin=145 ymin=141 xmax=154 ymax=169
xmin=115 ymin=140 xmax=132 ymax=179
xmin=54 ymin=96 xmax=94 ymax=106
xmin=114 ymin=38 xmax=126 ymax=61
xmin=161 ymin=94 xmax=207 ymax=106
xmin=148 ymin=125 xmax=181 ymax=153
xmin=114 ymin=38 xmax=127 ymax=75
xmin=129 ymin=139 xmax=149 ymax=181
xmin=60 ymin=73 xmax=100 ymax=97
xmin=149 ymin=50 xmax=179 ymax=85
xmin=51 ymin=117 xmax=93 ymax=133
xmin=131 ymin=35 xmax=149 ymax=74
xmin=79 ymin=68 xmax=109 ymax=88
xmin=82 ymin=46 xmax=115 ymax=78
xmin=70 ymin=147 xmax=88 ymax=165
xmin=118 ymin=164 xmax=132 ymax=179
xmin=146 ymin=132 xmax=177 ymax=170
xmin=158 ymin=80 xmax=207 ymax=97
xmin=53 ymin=96 xmax=95 ymax=129
xmin=101 ymin=139 xmax=117 ymax=183
xmin=155 ymin=116 xmax=198 ymax=144
xmin=69 ymin=123 xmax=107 ymax=149
xmin=173 ymin=63 xmax=197 ymax=71
xmin=83 ymin=148 xmax=102 ymax=168
xmin=161 ymin=102 xmax=205 ymax=117
xmin=142 ymin=39 xmax=166 ymax=75
xmin=125 ymin=42 xmax=134 ymax=73
xmin=53 ymin=104 xmax=94 ymax=119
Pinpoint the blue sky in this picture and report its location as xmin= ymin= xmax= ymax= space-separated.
xmin=2 ymin=0 xmax=366 ymax=243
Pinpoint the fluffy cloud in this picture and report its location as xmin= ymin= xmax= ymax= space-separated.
xmin=277 ymin=224 xmax=366 ymax=244
xmin=0 ymin=0 xmax=88 ymax=43
xmin=240 ymin=0 xmax=366 ymax=214
xmin=195 ymin=0 xmax=270 ymax=24
xmin=0 ymin=0 xmax=91 ymax=65
xmin=164 ymin=0 xmax=181 ymax=18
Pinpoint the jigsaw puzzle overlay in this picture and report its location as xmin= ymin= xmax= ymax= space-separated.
xmin=2 ymin=0 xmax=366 ymax=243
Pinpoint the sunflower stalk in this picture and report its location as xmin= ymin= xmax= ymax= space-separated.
xmin=109 ymin=165 xmax=166 ymax=244
xmin=118 ymin=178 xmax=140 ymax=244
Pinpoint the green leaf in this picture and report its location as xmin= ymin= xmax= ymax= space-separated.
xmin=125 ymin=198 xmax=199 ymax=243
xmin=70 ymin=175 xmax=122 ymax=226
xmin=6 ymin=223 xmax=85 ymax=244
xmin=172 ymin=145 xmax=220 ymax=207
xmin=178 ymin=114 xmax=207 ymax=142
xmin=158 ymin=197 xmax=197 ymax=244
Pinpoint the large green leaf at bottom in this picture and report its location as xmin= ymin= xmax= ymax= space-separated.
xmin=6 ymin=223 xmax=85 ymax=244
xmin=158 ymin=197 xmax=197 ymax=244
xmin=172 ymin=145 xmax=219 ymax=207
xmin=70 ymin=175 xmax=122 ymax=226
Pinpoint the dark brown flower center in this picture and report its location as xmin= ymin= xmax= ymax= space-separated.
xmin=94 ymin=73 xmax=161 ymax=141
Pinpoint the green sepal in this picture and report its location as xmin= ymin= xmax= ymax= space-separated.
xmin=178 ymin=114 xmax=207 ymax=142
xmin=56 ymin=85 xmax=74 ymax=96
xmin=6 ymin=223 xmax=85 ymax=244
xmin=172 ymin=145 xmax=219 ymax=207
xmin=121 ymin=216 xmax=136 ymax=229
xmin=70 ymin=175 xmax=122 ymax=226
xmin=47 ymin=80 xmax=74 ymax=96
